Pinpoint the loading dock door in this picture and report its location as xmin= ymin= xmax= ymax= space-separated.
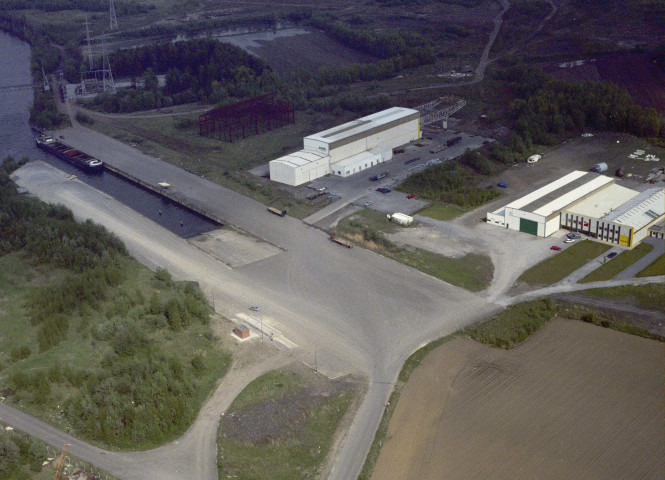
xmin=519 ymin=218 xmax=538 ymax=236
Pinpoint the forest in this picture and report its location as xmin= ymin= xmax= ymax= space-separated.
xmin=0 ymin=158 xmax=230 ymax=449
xmin=401 ymin=64 xmax=665 ymax=204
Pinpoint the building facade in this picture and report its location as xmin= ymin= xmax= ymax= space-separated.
xmin=269 ymin=107 xmax=420 ymax=186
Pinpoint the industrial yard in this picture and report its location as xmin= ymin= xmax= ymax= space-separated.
xmin=1 ymin=0 xmax=665 ymax=479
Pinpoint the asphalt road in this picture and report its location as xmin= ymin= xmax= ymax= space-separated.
xmin=7 ymin=149 xmax=663 ymax=480
xmin=11 ymin=160 xmax=498 ymax=480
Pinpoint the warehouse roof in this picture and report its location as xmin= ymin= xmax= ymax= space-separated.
xmin=305 ymin=107 xmax=419 ymax=149
xmin=502 ymin=171 xmax=614 ymax=217
xmin=604 ymin=188 xmax=664 ymax=230
xmin=270 ymin=150 xmax=329 ymax=168
xmin=566 ymin=183 xmax=639 ymax=218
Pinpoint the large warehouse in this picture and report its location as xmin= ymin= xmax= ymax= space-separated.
xmin=486 ymin=170 xmax=664 ymax=246
xmin=269 ymin=107 xmax=420 ymax=186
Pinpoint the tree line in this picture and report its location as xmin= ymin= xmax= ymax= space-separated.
xmin=0 ymin=0 xmax=152 ymax=14
xmin=1 ymin=158 xmax=228 ymax=448
xmin=457 ymin=64 xmax=665 ymax=178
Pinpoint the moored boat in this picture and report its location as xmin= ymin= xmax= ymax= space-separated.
xmin=35 ymin=134 xmax=104 ymax=172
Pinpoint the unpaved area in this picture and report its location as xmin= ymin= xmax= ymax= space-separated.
xmin=387 ymin=224 xmax=481 ymax=258
xmin=372 ymin=319 xmax=665 ymax=480
xmin=190 ymin=228 xmax=282 ymax=268
xmin=250 ymin=30 xmax=377 ymax=75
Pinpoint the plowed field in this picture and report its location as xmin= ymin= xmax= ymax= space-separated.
xmin=372 ymin=319 xmax=665 ymax=480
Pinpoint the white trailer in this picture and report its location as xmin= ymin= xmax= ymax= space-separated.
xmin=387 ymin=212 xmax=413 ymax=226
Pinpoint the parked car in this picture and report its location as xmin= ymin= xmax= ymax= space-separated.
xmin=566 ymin=232 xmax=582 ymax=239
xmin=249 ymin=306 xmax=260 ymax=311
xmin=376 ymin=187 xmax=391 ymax=194
xmin=607 ymin=252 xmax=618 ymax=259
xmin=497 ymin=182 xmax=508 ymax=188
xmin=363 ymin=201 xmax=373 ymax=207
xmin=550 ymin=246 xmax=562 ymax=251
xmin=564 ymin=238 xmax=575 ymax=243
xmin=407 ymin=194 xmax=415 ymax=199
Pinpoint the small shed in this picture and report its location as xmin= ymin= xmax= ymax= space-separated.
xmin=233 ymin=324 xmax=250 ymax=339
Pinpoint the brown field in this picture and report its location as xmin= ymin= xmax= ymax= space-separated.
xmin=545 ymin=53 xmax=665 ymax=114
xmin=250 ymin=31 xmax=377 ymax=75
xmin=596 ymin=54 xmax=665 ymax=114
xmin=371 ymin=319 xmax=665 ymax=480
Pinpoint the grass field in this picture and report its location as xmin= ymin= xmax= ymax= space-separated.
xmin=580 ymin=282 xmax=665 ymax=312
xmin=416 ymin=203 xmax=468 ymax=221
xmin=637 ymin=253 xmax=665 ymax=277
xmin=218 ymin=366 xmax=361 ymax=480
xmin=336 ymin=210 xmax=493 ymax=291
xmin=579 ymin=242 xmax=653 ymax=283
xmin=517 ymin=240 xmax=611 ymax=286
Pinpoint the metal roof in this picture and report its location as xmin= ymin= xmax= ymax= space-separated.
xmin=270 ymin=150 xmax=329 ymax=168
xmin=604 ymin=188 xmax=664 ymax=230
xmin=305 ymin=107 xmax=419 ymax=150
xmin=565 ymin=183 xmax=638 ymax=218
xmin=502 ymin=171 xmax=614 ymax=218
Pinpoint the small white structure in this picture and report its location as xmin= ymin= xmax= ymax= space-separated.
xmin=387 ymin=212 xmax=413 ymax=226
xmin=270 ymin=107 xmax=420 ymax=186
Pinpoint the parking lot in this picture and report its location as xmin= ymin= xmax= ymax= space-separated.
xmin=301 ymin=127 xmax=493 ymax=224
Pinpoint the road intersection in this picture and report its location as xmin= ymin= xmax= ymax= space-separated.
xmin=6 ymin=155 xmax=662 ymax=480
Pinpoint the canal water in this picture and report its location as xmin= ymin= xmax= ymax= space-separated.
xmin=0 ymin=30 xmax=220 ymax=239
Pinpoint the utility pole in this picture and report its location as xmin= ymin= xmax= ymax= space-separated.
xmin=109 ymin=0 xmax=118 ymax=29
xmin=84 ymin=14 xmax=94 ymax=70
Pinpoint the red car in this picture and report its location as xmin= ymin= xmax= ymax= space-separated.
xmin=550 ymin=246 xmax=562 ymax=251
xmin=407 ymin=194 xmax=415 ymax=199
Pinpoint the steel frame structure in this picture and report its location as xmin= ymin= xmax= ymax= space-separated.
xmin=198 ymin=93 xmax=295 ymax=142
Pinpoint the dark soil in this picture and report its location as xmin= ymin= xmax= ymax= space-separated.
xmin=250 ymin=31 xmax=377 ymax=75
xmin=223 ymin=363 xmax=359 ymax=445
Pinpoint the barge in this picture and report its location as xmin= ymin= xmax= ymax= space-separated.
xmin=35 ymin=134 xmax=104 ymax=172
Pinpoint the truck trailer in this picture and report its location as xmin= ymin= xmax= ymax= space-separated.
xmin=330 ymin=233 xmax=353 ymax=248
xmin=267 ymin=206 xmax=287 ymax=217
xmin=387 ymin=213 xmax=413 ymax=226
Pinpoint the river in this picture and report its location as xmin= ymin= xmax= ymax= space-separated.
xmin=0 ymin=30 xmax=219 ymax=239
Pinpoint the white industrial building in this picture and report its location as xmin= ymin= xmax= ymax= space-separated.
xmin=269 ymin=107 xmax=420 ymax=186
xmin=486 ymin=170 xmax=664 ymax=246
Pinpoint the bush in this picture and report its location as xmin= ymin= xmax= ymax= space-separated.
xmin=10 ymin=346 xmax=31 ymax=363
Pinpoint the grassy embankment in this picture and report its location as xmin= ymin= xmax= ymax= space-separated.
xmin=335 ymin=209 xmax=493 ymax=291
xmin=218 ymin=368 xmax=361 ymax=480
xmin=579 ymin=242 xmax=654 ymax=283
xmin=517 ymin=240 xmax=611 ymax=286
xmin=636 ymin=253 xmax=665 ymax=277
xmin=0 ymin=160 xmax=230 ymax=450
xmin=81 ymin=110 xmax=338 ymax=219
